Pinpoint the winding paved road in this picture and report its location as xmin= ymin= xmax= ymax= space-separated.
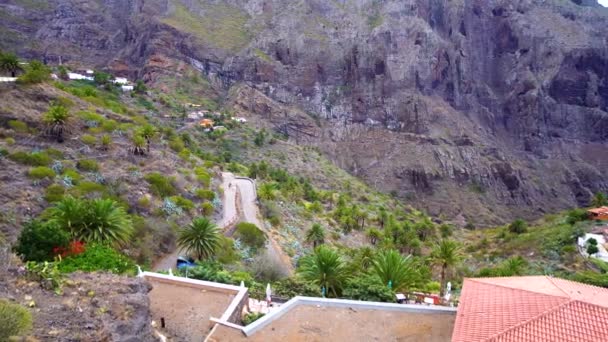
xmin=153 ymin=172 xmax=293 ymax=275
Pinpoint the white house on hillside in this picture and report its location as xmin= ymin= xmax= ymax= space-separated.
xmin=68 ymin=72 xmax=93 ymax=81
xmin=113 ymin=77 xmax=128 ymax=85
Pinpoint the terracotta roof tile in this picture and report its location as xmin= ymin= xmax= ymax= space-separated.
xmin=452 ymin=277 xmax=608 ymax=342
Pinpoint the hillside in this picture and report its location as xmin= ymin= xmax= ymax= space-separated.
xmin=1 ymin=0 xmax=607 ymax=225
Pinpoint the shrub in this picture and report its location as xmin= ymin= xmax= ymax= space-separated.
xmin=145 ymin=172 xmax=177 ymax=197
xmin=242 ymin=312 xmax=265 ymax=326
xmin=170 ymin=196 xmax=195 ymax=212
xmin=4 ymin=137 xmax=15 ymax=145
xmin=57 ymin=244 xmax=135 ymax=274
xmin=169 ymin=137 xmax=185 ymax=152
xmin=100 ymin=134 xmax=112 ymax=150
xmin=248 ymin=250 xmax=287 ymax=282
xmin=45 ymin=184 xmax=65 ymax=202
xmin=343 ymin=274 xmax=394 ymax=302
xmin=28 ymin=166 xmax=55 ymax=180
xmin=588 ymin=238 xmax=598 ymax=246
xmin=201 ymin=202 xmax=214 ymax=216
xmin=77 ymin=159 xmax=99 ymax=172
xmin=8 ymin=120 xmax=28 ymax=133
xmin=196 ymin=189 xmax=216 ymax=201
xmin=62 ymin=169 xmax=81 ymax=183
xmin=15 ymin=221 xmax=70 ymax=262
xmin=235 ymin=222 xmax=266 ymax=249
xmin=216 ymin=236 xmax=240 ymax=264
xmin=9 ymin=151 xmax=51 ymax=166
xmin=81 ymin=134 xmax=97 ymax=146
xmin=17 ymin=60 xmax=51 ymax=84
xmin=567 ymin=209 xmax=589 ymax=225
xmin=70 ymin=181 xmax=105 ymax=196
xmin=587 ymin=244 xmax=600 ymax=256
xmin=508 ymin=219 xmax=528 ymax=234
xmin=0 ymin=300 xmax=33 ymax=340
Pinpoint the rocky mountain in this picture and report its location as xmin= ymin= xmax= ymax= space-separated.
xmin=2 ymin=0 xmax=608 ymax=225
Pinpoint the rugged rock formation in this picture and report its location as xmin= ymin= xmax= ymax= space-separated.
xmin=2 ymin=0 xmax=607 ymax=225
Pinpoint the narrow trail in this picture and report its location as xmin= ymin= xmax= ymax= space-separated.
xmin=152 ymin=172 xmax=293 ymax=275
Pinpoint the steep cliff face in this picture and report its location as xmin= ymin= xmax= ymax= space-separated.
xmin=1 ymin=0 xmax=607 ymax=225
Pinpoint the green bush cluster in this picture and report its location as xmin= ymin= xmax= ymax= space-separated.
xmin=235 ymin=222 xmax=266 ymax=249
xmin=28 ymin=166 xmax=56 ymax=180
xmin=81 ymin=134 xmax=97 ymax=146
xmin=77 ymin=159 xmax=99 ymax=172
xmin=15 ymin=221 xmax=70 ymax=262
xmin=145 ymin=172 xmax=177 ymax=197
xmin=201 ymin=202 xmax=214 ymax=216
xmin=17 ymin=60 xmax=51 ymax=84
xmin=45 ymin=184 xmax=65 ymax=202
xmin=9 ymin=151 xmax=52 ymax=166
xmin=0 ymin=300 xmax=33 ymax=340
xmin=195 ymin=189 xmax=215 ymax=201
xmin=57 ymin=244 xmax=135 ymax=275
xmin=242 ymin=312 xmax=265 ymax=326
xmin=170 ymin=196 xmax=195 ymax=212
xmin=8 ymin=120 xmax=29 ymax=133
xmin=194 ymin=167 xmax=212 ymax=187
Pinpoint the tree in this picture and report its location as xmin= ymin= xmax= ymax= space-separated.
xmin=587 ymin=244 xmax=599 ymax=256
xmin=254 ymin=129 xmax=267 ymax=146
xmin=372 ymin=249 xmax=425 ymax=292
xmin=508 ymin=219 xmax=528 ymax=234
xmin=298 ymin=245 xmax=350 ymax=297
xmin=592 ymin=192 xmax=607 ymax=208
xmin=43 ymin=104 xmax=70 ymax=143
xmin=365 ymin=228 xmax=382 ymax=245
xmin=177 ymin=218 xmax=220 ymax=260
xmin=131 ymin=134 xmax=146 ymax=155
xmin=138 ymin=124 xmax=157 ymax=152
xmin=48 ymin=197 xmax=133 ymax=247
xmin=0 ymin=52 xmax=21 ymax=77
xmin=500 ymin=256 xmax=528 ymax=276
xmin=15 ymin=221 xmax=70 ymax=262
xmin=305 ymin=223 xmax=325 ymax=248
xmin=93 ymin=71 xmax=111 ymax=85
xmin=429 ymin=239 xmax=463 ymax=297
xmin=258 ymin=182 xmax=278 ymax=200
xmin=343 ymin=274 xmax=395 ymax=302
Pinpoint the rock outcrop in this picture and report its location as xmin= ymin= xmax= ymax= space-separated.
xmin=2 ymin=0 xmax=607 ymax=225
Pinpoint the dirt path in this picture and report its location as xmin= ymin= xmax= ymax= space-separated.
xmin=153 ymin=172 xmax=293 ymax=274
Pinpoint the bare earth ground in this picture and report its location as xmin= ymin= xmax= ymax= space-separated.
xmin=208 ymin=305 xmax=456 ymax=342
xmin=147 ymin=279 xmax=235 ymax=341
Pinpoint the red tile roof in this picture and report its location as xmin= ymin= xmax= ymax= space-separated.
xmin=452 ymin=276 xmax=608 ymax=342
xmin=588 ymin=207 xmax=608 ymax=214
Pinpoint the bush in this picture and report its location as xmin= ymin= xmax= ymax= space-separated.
xmin=8 ymin=120 xmax=28 ymax=133
xmin=242 ymin=312 xmax=265 ymax=326
xmin=508 ymin=219 xmax=528 ymax=234
xmin=28 ymin=166 xmax=56 ymax=179
xmin=273 ymin=277 xmax=322 ymax=298
xmin=235 ymin=222 xmax=266 ymax=249
xmin=216 ymin=236 xmax=240 ymax=264
xmin=194 ymin=167 xmax=211 ymax=187
xmin=201 ymin=202 xmax=214 ymax=216
xmin=9 ymin=151 xmax=51 ymax=166
xmin=587 ymin=244 xmax=600 ymax=256
xmin=81 ymin=134 xmax=97 ymax=146
xmin=45 ymin=184 xmax=65 ymax=202
xmin=343 ymin=274 xmax=395 ymax=302
xmin=588 ymin=238 xmax=598 ymax=246
xmin=57 ymin=244 xmax=135 ymax=274
xmin=100 ymin=134 xmax=112 ymax=149
xmin=170 ymin=196 xmax=195 ymax=212
xmin=567 ymin=209 xmax=589 ymax=225
xmin=187 ymin=260 xmax=233 ymax=283
xmin=196 ymin=189 xmax=216 ymax=201
xmin=62 ymin=169 xmax=81 ymax=183
xmin=145 ymin=172 xmax=177 ymax=197
xmin=169 ymin=137 xmax=185 ymax=152
xmin=15 ymin=221 xmax=70 ymax=262
xmin=77 ymin=159 xmax=99 ymax=172
xmin=17 ymin=60 xmax=51 ymax=84
xmin=0 ymin=300 xmax=33 ymax=340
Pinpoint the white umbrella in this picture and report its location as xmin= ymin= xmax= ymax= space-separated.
xmin=240 ymin=281 xmax=245 ymax=288
xmin=266 ymin=283 xmax=272 ymax=303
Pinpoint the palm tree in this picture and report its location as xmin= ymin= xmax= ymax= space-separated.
xmin=49 ymin=197 xmax=133 ymax=246
xmin=258 ymin=182 xmax=278 ymax=200
xmin=0 ymin=52 xmax=21 ymax=77
xmin=48 ymin=196 xmax=84 ymax=236
xmin=500 ymin=256 xmax=528 ymax=276
xmin=372 ymin=249 xmax=424 ymax=292
xmin=177 ymin=218 xmax=221 ymax=261
xmin=430 ymin=239 xmax=463 ymax=297
xmin=298 ymin=245 xmax=350 ymax=297
xmin=365 ymin=228 xmax=382 ymax=245
xmin=78 ymin=198 xmax=133 ymax=246
xmin=305 ymin=223 xmax=325 ymax=248
xmin=592 ymin=192 xmax=607 ymax=207
xmin=131 ymin=134 xmax=146 ymax=156
xmin=138 ymin=124 xmax=157 ymax=152
xmin=43 ymin=104 xmax=70 ymax=143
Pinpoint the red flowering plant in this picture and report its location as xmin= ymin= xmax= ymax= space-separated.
xmin=53 ymin=240 xmax=86 ymax=259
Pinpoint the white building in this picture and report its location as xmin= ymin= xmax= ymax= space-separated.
xmin=113 ymin=77 xmax=128 ymax=85
xmin=121 ymin=85 xmax=134 ymax=92
xmin=68 ymin=72 xmax=93 ymax=81
xmin=233 ymin=117 xmax=248 ymax=123
xmin=578 ymin=233 xmax=608 ymax=262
